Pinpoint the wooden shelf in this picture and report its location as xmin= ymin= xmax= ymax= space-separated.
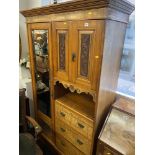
xmin=56 ymin=92 xmax=95 ymax=121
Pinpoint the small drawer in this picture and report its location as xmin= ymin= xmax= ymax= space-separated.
xmin=56 ymin=135 xmax=84 ymax=155
xmin=71 ymin=117 xmax=93 ymax=139
xmin=71 ymin=112 xmax=93 ymax=128
xmin=71 ymin=131 xmax=91 ymax=155
xmin=55 ymin=101 xmax=71 ymax=124
xmin=55 ymin=120 xmax=71 ymax=141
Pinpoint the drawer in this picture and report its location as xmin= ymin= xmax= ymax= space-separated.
xmin=103 ymin=147 xmax=117 ymax=155
xmin=71 ymin=116 xmax=93 ymax=139
xmin=56 ymin=134 xmax=84 ymax=155
xmin=71 ymin=130 xmax=91 ymax=155
xmin=55 ymin=120 xmax=71 ymax=141
xmin=71 ymin=111 xmax=93 ymax=128
xmin=55 ymin=101 xmax=93 ymax=140
xmin=55 ymin=101 xmax=71 ymax=124
xmin=56 ymin=120 xmax=91 ymax=155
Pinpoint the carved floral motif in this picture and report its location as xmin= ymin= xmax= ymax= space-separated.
xmin=59 ymin=33 xmax=66 ymax=70
xmin=80 ymin=34 xmax=91 ymax=77
xmin=54 ymin=80 xmax=96 ymax=102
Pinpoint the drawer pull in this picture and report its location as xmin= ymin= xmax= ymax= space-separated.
xmin=60 ymin=141 xmax=66 ymax=147
xmin=60 ymin=127 xmax=66 ymax=132
xmin=78 ymin=123 xmax=85 ymax=129
xmin=106 ymin=152 xmax=112 ymax=155
xmin=77 ymin=139 xmax=83 ymax=145
xmin=60 ymin=112 xmax=65 ymax=117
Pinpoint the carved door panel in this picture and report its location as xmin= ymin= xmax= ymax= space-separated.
xmin=52 ymin=21 xmax=70 ymax=82
xmin=71 ymin=20 xmax=103 ymax=91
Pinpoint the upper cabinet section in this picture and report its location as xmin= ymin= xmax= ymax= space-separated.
xmin=52 ymin=20 xmax=103 ymax=94
xmin=21 ymin=0 xmax=134 ymax=100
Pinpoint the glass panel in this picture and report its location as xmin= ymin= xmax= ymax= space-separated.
xmin=59 ymin=33 xmax=66 ymax=70
xmin=80 ymin=34 xmax=90 ymax=77
xmin=117 ymin=11 xmax=135 ymax=97
xmin=32 ymin=29 xmax=51 ymax=117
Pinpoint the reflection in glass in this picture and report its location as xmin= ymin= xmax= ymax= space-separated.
xmin=117 ymin=12 xmax=135 ymax=97
xmin=32 ymin=30 xmax=51 ymax=117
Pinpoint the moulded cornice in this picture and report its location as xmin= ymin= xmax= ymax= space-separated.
xmin=20 ymin=0 xmax=135 ymax=17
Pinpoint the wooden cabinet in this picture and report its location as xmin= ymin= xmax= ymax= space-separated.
xmin=96 ymin=98 xmax=135 ymax=155
xmin=53 ymin=20 xmax=103 ymax=92
xmin=21 ymin=0 xmax=134 ymax=154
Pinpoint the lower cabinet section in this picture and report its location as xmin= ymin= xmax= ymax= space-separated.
xmin=56 ymin=119 xmax=91 ymax=155
xmin=56 ymin=134 xmax=85 ymax=155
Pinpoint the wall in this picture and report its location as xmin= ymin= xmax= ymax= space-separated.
xmin=19 ymin=0 xmax=41 ymax=58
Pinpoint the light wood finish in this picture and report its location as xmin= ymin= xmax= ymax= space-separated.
xmin=56 ymin=119 xmax=91 ymax=155
xmin=72 ymin=20 xmax=103 ymax=91
xmin=55 ymin=93 xmax=94 ymax=139
xmin=96 ymin=99 xmax=135 ymax=155
xmin=25 ymin=8 xmax=130 ymax=24
xmin=55 ymin=102 xmax=71 ymax=125
xmin=56 ymin=134 xmax=84 ymax=155
xmin=21 ymin=1 xmax=134 ymax=154
xmin=52 ymin=21 xmax=70 ymax=82
xmin=56 ymin=93 xmax=94 ymax=121
xmin=53 ymin=20 xmax=103 ymax=98
xmin=20 ymin=0 xmax=134 ymax=17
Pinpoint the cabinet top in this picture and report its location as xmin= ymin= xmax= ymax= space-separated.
xmin=20 ymin=0 xmax=134 ymax=17
xmin=99 ymin=98 xmax=135 ymax=154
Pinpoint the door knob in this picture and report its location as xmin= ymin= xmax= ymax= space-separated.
xmin=72 ymin=52 xmax=76 ymax=62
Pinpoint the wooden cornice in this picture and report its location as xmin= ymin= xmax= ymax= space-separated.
xmin=20 ymin=0 xmax=135 ymax=17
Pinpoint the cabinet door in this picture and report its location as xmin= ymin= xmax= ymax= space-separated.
xmin=27 ymin=23 xmax=53 ymax=128
xmin=52 ymin=21 xmax=70 ymax=82
xmin=71 ymin=20 xmax=103 ymax=91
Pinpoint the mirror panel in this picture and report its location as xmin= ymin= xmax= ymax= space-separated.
xmin=32 ymin=30 xmax=51 ymax=118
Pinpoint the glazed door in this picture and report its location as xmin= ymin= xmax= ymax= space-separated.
xmin=28 ymin=23 xmax=53 ymax=128
xmin=52 ymin=21 xmax=70 ymax=82
xmin=71 ymin=20 xmax=103 ymax=91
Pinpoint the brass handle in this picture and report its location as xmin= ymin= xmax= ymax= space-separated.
xmin=60 ymin=127 xmax=66 ymax=132
xmin=60 ymin=112 xmax=65 ymax=117
xmin=60 ymin=141 xmax=65 ymax=147
xmin=78 ymin=123 xmax=84 ymax=129
xmin=106 ymin=152 xmax=112 ymax=155
xmin=77 ymin=139 xmax=83 ymax=145
xmin=72 ymin=52 xmax=76 ymax=62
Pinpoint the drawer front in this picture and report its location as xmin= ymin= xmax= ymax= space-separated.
xmin=55 ymin=101 xmax=93 ymax=139
xmin=71 ymin=116 xmax=93 ymax=139
xmin=56 ymin=135 xmax=84 ymax=155
xmin=55 ymin=120 xmax=71 ymax=141
xmin=71 ymin=129 xmax=91 ymax=155
xmin=55 ymin=101 xmax=71 ymax=124
xmin=56 ymin=120 xmax=91 ymax=155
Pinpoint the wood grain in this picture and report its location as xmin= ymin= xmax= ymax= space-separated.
xmin=20 ymin=0 xmax=134 ymax=17
xmin=96 ymin=99 xmax=135 ymax=155
xmin=24 ymin=1 xmax=135 ymax=154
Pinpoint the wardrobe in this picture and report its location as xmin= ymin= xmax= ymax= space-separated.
xmin=20 ymin=0 xmax=134 ymax=154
